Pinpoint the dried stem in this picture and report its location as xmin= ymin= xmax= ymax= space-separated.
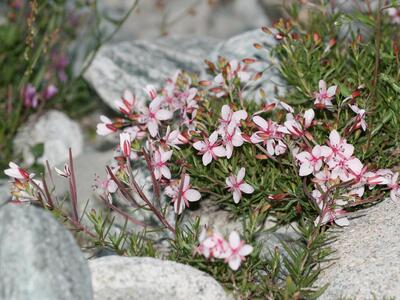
xmin=106 ymin=166 xmax=176 ymax=235
xmin=68 ymin=148 xmax=79 ymax=222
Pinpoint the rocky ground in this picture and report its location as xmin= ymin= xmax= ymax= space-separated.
xmin=1 ymin=0 xmax=399 ymax=299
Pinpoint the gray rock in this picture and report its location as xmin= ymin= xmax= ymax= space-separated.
xmin=100 ymin=0 xmax=269 ymax=41
xmin=84 ymin=36 xmax=218 ymax=110
xmin=89 ymin=256 xmax=232 ymax=300
xmin=211 ymin=29 xmax=286 ymax=103
xmin=315 ymin=199 xmax=400 ymax=299
xmin=0 ymin=179 xmax=10 ymax=203
xmin=13 ymin=110 xmax=83 ymax=167
xmin=256 ymin=219 xmax=301 ymax=257
xmin=0 ymin=204 xmax=92 ymax=300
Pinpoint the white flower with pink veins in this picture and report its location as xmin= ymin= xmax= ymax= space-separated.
xmin=193 ymin=131 xmax=226 ymax=166
xmin=225 ymin=231 xmax=253 ymax=271
xmin=139 ymin=96 xmax=172 ymax=137
xmin=225 ymin=167 xmax=254 ymax=203
xmin=165 ymin=174 xmax=201 ymax=214
xmin=314 ymin=80 xmax=337 ymax=109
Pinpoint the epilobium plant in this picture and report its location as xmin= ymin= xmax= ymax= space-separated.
xmin=3 ymin=1 xmax=400 ymax=298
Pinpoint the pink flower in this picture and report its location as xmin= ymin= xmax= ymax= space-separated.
xmin=152 ymin=148 xmax=173 ymax=180
xmin=115 ymin=90 xmax=136 ymax=115
xmin=312 ymin=167 xmax=333 ymax=186
xmin=119 ymin=132 xmax=131 ymax=157
xmin=23 ymin=84 xmax=38 ymax=108
xmin=42 ymin=84 xmax=58 ymax=101
xmin=314 ymin=80 xmax=337 ymax=109
xmin=225 ymin=231 xmax=253 ymax=271
xmin=349 ymin=105 xmax=367 ymax=131
xmin=326 ymin=130 xmax=354 ymax=160
xmin=197 ymin=229 xmax=230 ymax=259
xmin=296 ymin=145 xmax=332 ymax=176
xmin=101 ymin=175 xmax=118 ymax=203
xmin=222 ymin=123 xmax=244 ymax=159
xmin=193 ymin=131 xmax=226 ymax=166
xmin=219 ymin=105 xmax=247 ymax=131
xmin=313 ymin=190 xmax=349 ymax=226
xmin=139 ymin=97 xmax=173 ymax=137
xmin=165 ymin=174 xmax=201 ymax=214
xmin=96 ymin=115 xmax=117 ymax=136
xmin=250 ymin=116 xmax=288 ymax=156
xmin=388 ymin=7 xmax=400 ymax=24
xmin=225 ymin=167 xmax=254 ymax=203
xmin=4 ymin=162 xmax=31 ymax=180
xmin=367 ymin=169 xmax=395 ymax=186
xmin=161 ymin=126 xmax=187 ymax=149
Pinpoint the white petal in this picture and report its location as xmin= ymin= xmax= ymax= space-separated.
xmin=147 ymin=120 xmax=158 ymax=137
xmin=96 ymin=124 xmax=113 ymax=136
xmin=319 ymin=80 xmax=327 ymax=93
xmin=237 ymin=167 xmax=246 ymax=181
xmin=212 ymin=146 xmax=226 ymax=158
xmin=185 ymin=189 xmax=201 ymax=202
xmin=156 ymin=109 xmax=173 ymax=120
xmin=228 ymin=255 xmax=241 ymax=271
xmin=319 ymin=145 xmax=333 ymax=158
xmin=108 ymin=180 xmax=118 ymax=193
xmin=225 ymin=144 xmax=233 ymax=159
xmin=233 ymin=189 xmax=241 ymax=204
xmin=327 ymin=85 xmax=337 ymax=97
xmin=209 ymin=131 xmax=219 ymax=144
xmin=202 ymin=151 xmax=212 ymax=166
xmin=240 ymin=183 xmax=254 ymax=194
xmin=304 ymin=109 xmax=315 ymax=128
xmin=229 ymin=231 xmax=241 ymax=249
xmin=329 ymin=130 xmax=340 ymax=146
xmin=4 ymin=168 xmax=24 ymax=179
xmin=253 ymin=116 xmax=268 ymax=129
xmin=161 ymin=166 xmax=171 ymax=179
xmin=239 ymin=245 xmax=253 ymax=256
xmin=296 ymin=152 xmax=312 ymax=162
xmin=226 ymin=176 xmax=234 ymax=188
xmin=299 ymin=163 xmax=313 ymax=176
xmin=193 ymin=141 xmax=206 ymax=151
xmin=161 ymin=150 xmax=173 ymax=162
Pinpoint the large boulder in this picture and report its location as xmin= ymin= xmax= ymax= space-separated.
xmin=0 ymin=204 xmax=92 ymax=300
xmin=13 ymin=110 xmax=83 ymax=167
xmin=85 ymin=29 xmax=285 ymax=110
xmin=100 ymin=0 xmax=268 ymax=41
xmin=89 ymin=255 xmax=232 ymax=300
xmin=84 ymin=36 xmax=218 ymax=109
xmin=315 ymin=198 xmax=400 ymax=299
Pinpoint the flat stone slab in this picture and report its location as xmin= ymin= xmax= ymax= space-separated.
xmin=89 ymin=255 xmax=232 ymax=300
xmin=316 ymin=199 xmax=400 ymax=299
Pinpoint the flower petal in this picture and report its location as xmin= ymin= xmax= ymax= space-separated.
xmin=240 ymin=183 xmax=254 ymax=194
xmin=185 ymin=189 xmax=201 ymax=202
xmin=229 ymin=231 xmax=241 ymax=249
